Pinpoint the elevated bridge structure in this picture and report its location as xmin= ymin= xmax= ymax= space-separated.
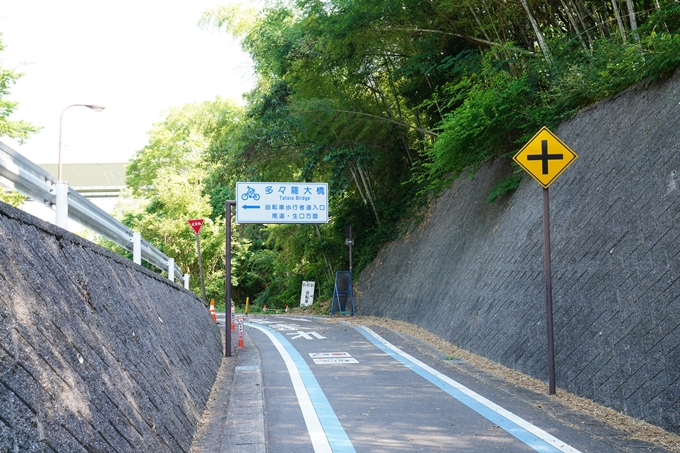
xmin=38 ymin=162 xmax=127 ymax=198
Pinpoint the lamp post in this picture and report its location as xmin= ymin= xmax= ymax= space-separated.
xmin=55 ymin=104 xmax=105 ymax=227
xmin=58 ymin=103 xmax=105 ymax=180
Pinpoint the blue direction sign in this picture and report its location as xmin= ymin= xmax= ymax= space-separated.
xmin=236 ymin=182 xmax=329 ymax=224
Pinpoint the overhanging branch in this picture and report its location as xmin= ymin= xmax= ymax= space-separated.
xmin=305 ymin=108 xmax=439 ymax=137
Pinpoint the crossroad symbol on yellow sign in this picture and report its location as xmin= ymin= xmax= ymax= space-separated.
xmin=513 ymin=127 xmax=578 ymax=189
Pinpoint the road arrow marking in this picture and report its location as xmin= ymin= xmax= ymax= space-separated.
xmin=287 ymin=331 xmax=326 ymax=340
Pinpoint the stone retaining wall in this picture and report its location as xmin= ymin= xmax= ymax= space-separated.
xmin=356 ymin=69 xmax=680 ymax=433
xmin=0 ymin=202 xmax=223 ymax=452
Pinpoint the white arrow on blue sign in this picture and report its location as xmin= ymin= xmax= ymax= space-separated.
xmin=235 ymin=182 xmax=329 ymax=224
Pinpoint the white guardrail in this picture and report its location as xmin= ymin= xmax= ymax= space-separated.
xmin=0 ymin=140 xmax=187 ymax=287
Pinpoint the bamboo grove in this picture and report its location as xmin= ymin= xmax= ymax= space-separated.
xmin=115 ymin=0 xmax=680 ymax=309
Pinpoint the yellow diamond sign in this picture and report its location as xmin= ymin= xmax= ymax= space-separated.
xmin=513 ymin=127 xmax=578 ymax=189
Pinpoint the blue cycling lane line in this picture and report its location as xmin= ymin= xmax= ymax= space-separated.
xmin=354 ymin=325 xmax=582 ymax=453
xmin=247 ymin=322 xmax=357 ymax=453
xmin=248 ymin=320 xmax=581 ymax=453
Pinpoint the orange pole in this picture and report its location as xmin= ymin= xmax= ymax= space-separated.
xmin=238 ymin=316 xmax=244 ymax=349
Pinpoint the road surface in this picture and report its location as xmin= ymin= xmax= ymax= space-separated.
xmin=191 ymin=315 xmax=670 ymax=453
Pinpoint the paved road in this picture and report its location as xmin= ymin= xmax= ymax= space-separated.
xmin=193 ymin=315 xmax=670 ymax=453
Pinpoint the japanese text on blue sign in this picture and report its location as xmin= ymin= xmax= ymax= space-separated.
xmin=236 ymin=182 xmax=329 ymax=224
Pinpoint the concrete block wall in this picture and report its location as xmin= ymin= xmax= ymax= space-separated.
xmin=0 ymin=202 xmax=223 ymax=452
xmin=356 ymin=69 xmax=680 ymax=433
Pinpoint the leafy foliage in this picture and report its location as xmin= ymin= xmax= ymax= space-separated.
xmin=109 ymin=99 xmax=245 ymax=304
xmin=0 ymin=190 xmax=27 ymax=207
xmin=107 ymin=0 xmax=680 ymax=309
xmin=0 ymin=34 xmax=39 ymax=143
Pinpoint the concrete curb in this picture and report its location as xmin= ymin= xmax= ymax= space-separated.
xmin=190 ymin=328 xmax=266 ymax=453
xmin=221 ymin=332 xmax=266 ymax=453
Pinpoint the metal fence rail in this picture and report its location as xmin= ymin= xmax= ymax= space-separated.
xmin=0 ymin=140 xmax=185 ymax=285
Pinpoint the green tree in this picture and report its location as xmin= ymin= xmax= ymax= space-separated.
xmin=198 ymin=0 xmax=680 ymax=308
xmin=0 ymin=33 xmax=40 ymax=208
xmin=0 ymin=34 xmax=40 ymax=143
xmin=114 ymin=98 xmax=245 ymax=306
xmin=126 ymin=98 xmax=242 ymax=196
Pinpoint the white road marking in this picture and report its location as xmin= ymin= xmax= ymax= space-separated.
xmin=287 ymin=331 xmax=326 ymax=340
xmin=248 ymin=323 xmax=355 ymax=453
xmin=356 ymin=326 xmax=583 ymax=453
xmin=312 ymin=358 xmax=359 ymax=364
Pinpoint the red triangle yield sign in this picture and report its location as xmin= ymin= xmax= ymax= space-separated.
xmin=188 ymin=219 xmax=204 ymax=234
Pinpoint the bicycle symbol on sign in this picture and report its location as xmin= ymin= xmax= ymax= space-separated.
xmin=241 ymin=186 xmax=261 ymax=201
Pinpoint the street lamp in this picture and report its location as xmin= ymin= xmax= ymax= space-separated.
xmin=58 ymin=103 xmax=106 ymax=180
xmin=55 ymin=103 xmax=105 ymax=228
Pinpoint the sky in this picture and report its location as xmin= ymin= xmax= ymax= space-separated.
xmin=0 ymin=0 xmax=255 ymax=165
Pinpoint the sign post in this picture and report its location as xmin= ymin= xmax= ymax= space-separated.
xmin=513 ymin=126 xmax=577 ymax=395
xmin=225 ymin=201 xmax=235 ymax=357
xmin=188 ymin=219 xmax=207 ymax=305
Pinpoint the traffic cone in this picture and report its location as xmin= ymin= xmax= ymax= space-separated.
xmin=209 ymin=299 xmax=217 ymax=323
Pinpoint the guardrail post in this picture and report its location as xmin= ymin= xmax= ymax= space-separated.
xmin=184 ymin=273 xmax=190 ymax=289
xmin=55 ymin=181 xmax=69 ymax=228
xmin=168 ymin=258 xmax=175 ymax=281
xmin=133 ymin=232 xmax=141 ymax=265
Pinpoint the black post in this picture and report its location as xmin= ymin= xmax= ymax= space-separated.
xmin=346 ymin=225 xmax=353 ymax=272
xmin=195 ymin=232 xmax=207 ymax=306
xmin=543 ymin=187 xmax=556 ymax=395
xmin=225 ymin=200 xmax=236 ymax=357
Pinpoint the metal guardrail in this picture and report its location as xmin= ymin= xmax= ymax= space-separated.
xmin=0 ymin=140 xmax=184 ymax=284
